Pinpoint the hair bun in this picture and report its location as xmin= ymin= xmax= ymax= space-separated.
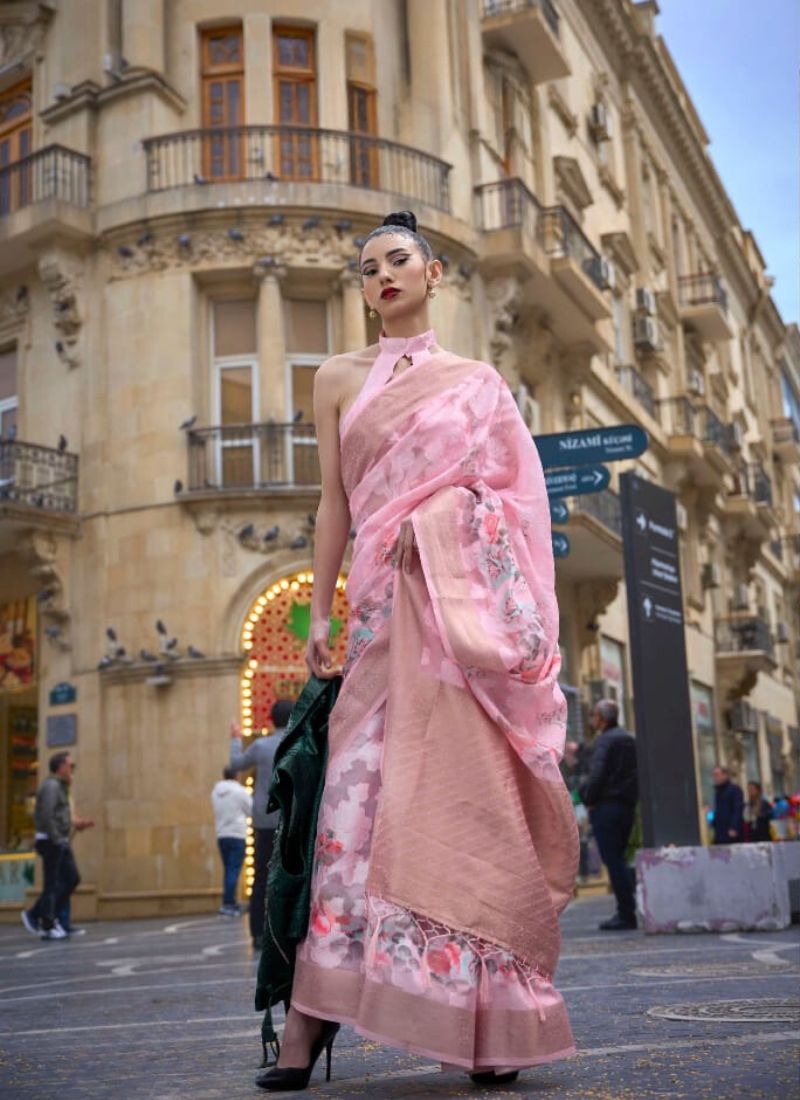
xmin=382 ymin=210 xmax=417 ymax=233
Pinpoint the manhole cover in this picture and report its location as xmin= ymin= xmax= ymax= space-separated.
xmin=648 ymin=998 xmax=800 ymax=1023
xmin=633 ymin=961 xmax=798 ymax=979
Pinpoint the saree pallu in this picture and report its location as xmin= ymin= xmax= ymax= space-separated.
xmin=293 ymin=351 xmax=579 ymax=1069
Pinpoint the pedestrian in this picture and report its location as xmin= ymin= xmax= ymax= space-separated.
xmin=743 ymin=780 xmax=773 ymax=842
xmin=580 ymin=699 xmax=639 ymax=930
xmin=712 ymin=765 xmax=744 ymax=844
xmin=211 ymin=766 xmax=253 ymax=916
xmin=21 ymin=751 xmax=93 ymax=940
xmin=229 ymin=699 xmax=292 ymax=947
xmin=254 ymin=209 xmax=578 ymax=1091
xmin=561 ymin=740 xmax=591 ymax=882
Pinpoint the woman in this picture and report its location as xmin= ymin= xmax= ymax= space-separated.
xmin=256 ymin=211 xmax=578 ymax=1091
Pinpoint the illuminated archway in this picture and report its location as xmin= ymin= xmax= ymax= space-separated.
xmin=238 ymin=570 xmax=349 ymax=897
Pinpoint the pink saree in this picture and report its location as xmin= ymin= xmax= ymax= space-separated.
xmin=293 ymin=336 xmax=578 ymax=1070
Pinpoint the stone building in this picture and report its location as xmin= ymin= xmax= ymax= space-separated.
xmin=0 ymin=0 xmax=797 ymax=918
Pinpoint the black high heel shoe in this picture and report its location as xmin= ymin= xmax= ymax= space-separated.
xmin=255 ymin=1021 xmax=340 ymax=1091
xmin=470 ymin=1069 xmax=520 ymax=1085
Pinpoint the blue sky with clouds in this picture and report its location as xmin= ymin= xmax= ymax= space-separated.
xmin=656 ymin=0 xmax=799 ymax=325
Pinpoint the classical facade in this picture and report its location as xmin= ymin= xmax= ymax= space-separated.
xmin=0 ymin=0 xmax=797 ymax=918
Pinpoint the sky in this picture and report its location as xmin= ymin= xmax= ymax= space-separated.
xmin=655 ymin=0 xmax=800 ymax=325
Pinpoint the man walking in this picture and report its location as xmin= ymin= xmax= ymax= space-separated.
xmin=229 ymin=699 xmax=292 ymax=949
xmin=712 ymin=765 xmax=744 ymax=844
xmin=580 ymin=699 xmax=638 ymax=930
xmin=21 ymin=751 xmax=94 ymax=940
xmin=211 ymin=767 xmax=253 ymax=916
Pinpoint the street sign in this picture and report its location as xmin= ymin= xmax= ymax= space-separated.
xmin=549 ymin=500 xmax=570 ymax=525
xmin=49 ymin=681 xmax=77 ymax=706
xmin=552 ymin=532 xmax=570 ymax=558
xmin=535 ymin=425 xmax=648 ymax=470
xmin=620 ymin=472 xmax=699 ymax=848
xmin=545 ymin=464 xmax=610 ymax=499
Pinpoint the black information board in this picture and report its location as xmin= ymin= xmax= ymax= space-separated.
xmin=620 ymin=472 xmax=700 ymax=847
xmin=46 ymin=713 xmax=77 ymax=747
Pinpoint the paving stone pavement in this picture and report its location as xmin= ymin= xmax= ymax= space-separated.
xmin=0 ymin=894 xmax=798 ymax=1099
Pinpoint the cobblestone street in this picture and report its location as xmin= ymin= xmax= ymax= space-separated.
xmin=1 ymin=895 xmax=798 ymax=1098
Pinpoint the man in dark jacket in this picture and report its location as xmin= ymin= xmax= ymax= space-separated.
xmin=21 ymin=751 xmax=94 ymax=940
xmin=712 ymin=765 xmax=744 ymax=844
xmin=230 ymin=699 xmax=293 ymax=949
xmin=580 ymin=699 xmax=638 ymax=930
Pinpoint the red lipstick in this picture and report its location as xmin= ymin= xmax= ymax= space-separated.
xmin=381 ymin=287 xmax=400 ymax=300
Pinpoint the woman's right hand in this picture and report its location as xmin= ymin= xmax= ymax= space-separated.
xmin=306 ymin=619 xmax=337 ymax=678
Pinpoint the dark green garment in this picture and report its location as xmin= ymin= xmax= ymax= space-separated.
xmin=254 ymin=674 xmax=341 ymax=1059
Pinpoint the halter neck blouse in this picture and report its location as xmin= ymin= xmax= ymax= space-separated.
xmin=339 ymin=329 xmax=437 ymax=439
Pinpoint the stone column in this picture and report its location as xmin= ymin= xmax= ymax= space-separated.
xmin=658 ymin=172 xmax=678 ymax=300
xmin=406 ymin=0 xmax=454 ymax=151
xmin=122 ymin=0 xmax=165 ymax=74
xmin=621 ymin=111 xmax=648 ymax=278
xmin=254 ymin=264 xmax=288 ymax=421
xmin=340 ymin=268 xmax=367 ymax=351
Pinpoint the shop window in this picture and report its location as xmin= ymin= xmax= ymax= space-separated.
xmin=0 ymin=346 xmax=17 ymax=438
xmin=0 ymin=78 xmax=32 ymax=215
xmin=273 ymin=25 xmax=318 ymax=180
xmin=598 ymin=635 xmax=628 ymax=728
xmin=690 ymin=680 xmax=716 ymax=809
xmin=200 ymin=26 xmax=244 ymax=180
xmin=346 ymin=33 xmax=378 ymax=188
xmin=1 ymin=598 xmax=37 ymax=852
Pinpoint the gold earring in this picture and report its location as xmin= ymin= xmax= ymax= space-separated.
xmin=427 ymin=287 xmax=437 ymax=300
xmin=369 ymin=308 xmax=377 ymax=319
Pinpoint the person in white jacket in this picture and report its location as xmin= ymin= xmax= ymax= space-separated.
xmin=211 ymin=767 xmax=253 ymax=916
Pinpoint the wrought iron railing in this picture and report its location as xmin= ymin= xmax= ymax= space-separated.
xmin=539 ymin=205 xmax=604 ymax=289
xmin=482 ymin=0 xmax=560 ymax=36
xmin=678 ymin=272 xmax=728 ymax=314
xmin=475 ymin=178 xmax=543 ymax=239
xmin=0 ymin=440 xmax=79 ymax=512
xmin=144 ymin=125 xmax=451 ymax=212
xmin=656 ymin=395 xmax=695 ymax=436
xmin=572 ymin=488 xmax=622 ymax=537
xmin=186 ymin=423 xmax=320 ymax=492
xmin=715 ymin=614 xmax=774 ymax=659
xmin=615 ymin=364 xmax=657 ymax=420
xmin=770 ymin=416 xmax=800 ymax=448
xmin=0 ymin=145 xmax=90 ymax=216
xmin=699 ymin=405 xmax=735 ymax=457
xmin=731 ymin=461 xmax=773 ymax=507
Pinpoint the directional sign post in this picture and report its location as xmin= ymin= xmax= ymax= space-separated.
xmin=551 ymin=531 xmax=570 ymax=558
xmin=549 ymin=500 xmax=570 ymax=525
xmin=535 ymin=425 xmax=648 ymax=470
xmin=545 ymin=464 xmax=610 ymax=500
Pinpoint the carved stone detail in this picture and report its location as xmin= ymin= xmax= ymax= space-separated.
xmin=0 ymin=285 xmax=30 ymax=333
xmin=575 ymin=579 xmax=621 ymax=649
xmin=16 ymin=532 xmax=72 ymax=650
xmin=38 ymin=250 xmax=84 ymax=370
xmin=486 ymin=276 xmax=523 ymax=382
xmin=0 ymin=7 xmax=50 ymax=67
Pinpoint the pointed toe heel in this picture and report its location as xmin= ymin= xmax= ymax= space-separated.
xmin=255 ymin=1022 xmax=339 ymax=1092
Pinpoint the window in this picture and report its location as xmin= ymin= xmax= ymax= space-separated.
xmin=346 ymin=34 xmax=378 ymax=188
xmin=200 ymin=26 xmax=244 ymax=180
xmin=273 ymin=26 xmax=317 ymax=180
xmin=0 ymin=79 xmax=32 ymax=215
xmin=599 ymin=636 xmax=628 ymax=728
xmin=212 ymin=300 xmax=258 ymax=487
xmin=690 ymin=680 xmax=716 ymax=808
xmin=283 ymin=299 xmax=328 ymax=484
xmin=0 ymin=347 xmax=18 ymax=438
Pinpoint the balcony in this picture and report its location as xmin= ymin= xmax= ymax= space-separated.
xmin=555 ymin=489 xmax=623 ymax=582
xmin=182 ymin=422 xmax=320 ymax=502
xmin=481 ymin=0 xmax=570 ymax=82
xmin=715 ymin=613 xmax=777 ymax=698
xmin=0 ymin=440 xmax=79 ymax=536
xmin=677 ymin=272 xmax=733 ymax=342
xmin=615 ymin=363 xmax=658 ymax=421
xmin=722 ymin=461 xmax=775 ymax=544
xmin=539 ymin=205 xmax=612 ymax=322
xmin=475 ymin=178 xmax=548 ymax=278
xmin=144 ymin=126 xmax=451 ymax=213
xmin=0 ymin=145 xmax=92 ymax=274
xmin=770 ymin=416 xmax=800 ymax=463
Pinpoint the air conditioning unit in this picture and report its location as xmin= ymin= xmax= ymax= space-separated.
xmin=729 ymin=699 xmax=758 ymax=735
xmin=688 ymin=369 xmax=705 ymax=397
xmin=589 ymin=102 xmax=613 ymax=143
xmin=731 ymin=583 xmax=750 ymax=611
xmin=729 ymin=421 xmax=744 ymax=449
xmin=633 ymin=315 xmax=659 ymax=352
xmin=775 ymin=621 xmax=790 ymax=644
xmin=515 ymin=385 xmax=541 ymax=435
xmin=701 ymin=562 xmax=721 ymax=589
xmin=635 ymin=287 xmax=657 ymax=315
xmin=585 ymin=255 xmax=615 ymax=291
